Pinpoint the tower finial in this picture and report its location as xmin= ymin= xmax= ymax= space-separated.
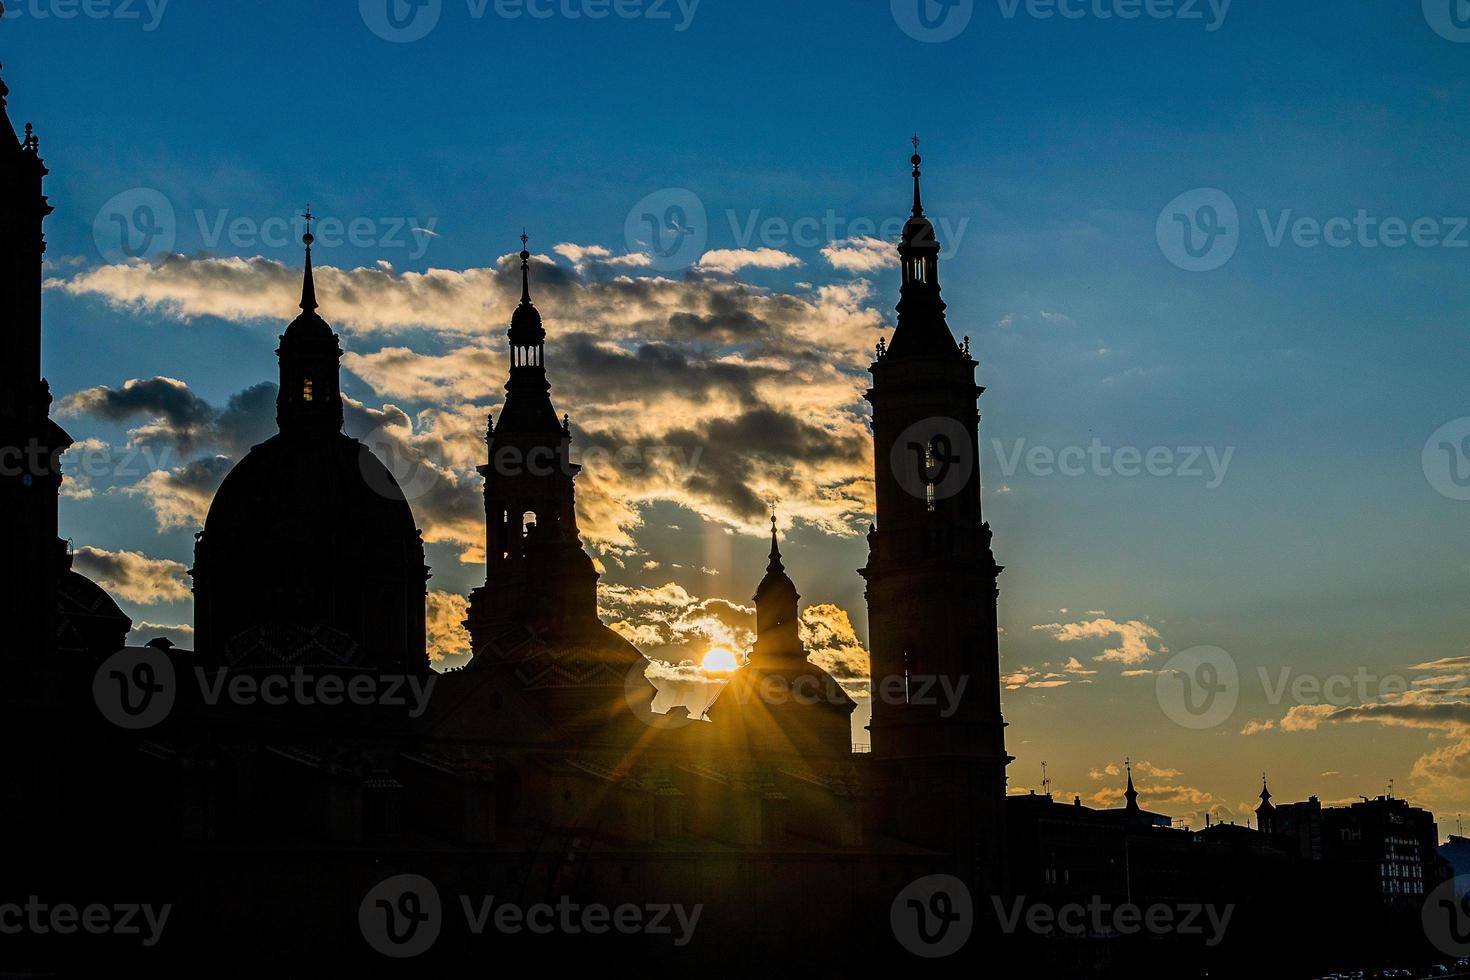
xmin=299 ymin=206 xmax=318 ymax=312
xmin=767 ymin=513 xmax=785 ymax=573
xmin=519 ymin=232 xmax=532 ymax=305
xmin=910 ymin=134 xmax=924 ymax=216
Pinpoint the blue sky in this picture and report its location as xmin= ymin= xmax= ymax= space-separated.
xmin=16 ymin=0 xmax=1470 ymax=830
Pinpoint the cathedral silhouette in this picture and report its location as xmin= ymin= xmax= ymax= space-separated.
xmin=10 ymin=63 xmax=1442 ymax=979
xmin=0 ymin=66 xmax=1012 ymax=973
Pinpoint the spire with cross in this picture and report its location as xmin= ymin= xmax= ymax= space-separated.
xmin=910 ymin=133 xmax=924 ymax=216
xmin=298 ymin=206 xmax=318 ymax=312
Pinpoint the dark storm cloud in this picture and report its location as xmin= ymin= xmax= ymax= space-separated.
xmin=59 ymin=377 xmax=216 ymax=452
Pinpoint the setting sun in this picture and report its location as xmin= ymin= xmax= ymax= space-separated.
xmin=700 ymin=646 xmax=740 ymax=674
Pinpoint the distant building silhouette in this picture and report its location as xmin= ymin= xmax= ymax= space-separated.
xmin=1323 ymin=794 xmax=1441 ymax=903
xmin=1007 ymin=775 xmax=1454 ymax=974
xmin=1440 ymin=834 xmax=1470 ymax=895
xmin=1255 ymin=777 xmax=1276 ymax=835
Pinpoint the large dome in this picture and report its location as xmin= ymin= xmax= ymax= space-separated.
xmin=204 ymin=430 xmax=419 ymax=542
xmin=193 ymin=430 xmax=429 ymax=671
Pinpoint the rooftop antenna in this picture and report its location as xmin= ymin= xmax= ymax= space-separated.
xmin=1387 ymin=778 xmax=1395 ymax=800
xmin=1041 ymin=762 xmax=1050 ymax=797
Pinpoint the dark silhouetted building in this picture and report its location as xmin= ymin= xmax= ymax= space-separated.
xmin=191 ymin=233 xmax=430 ymax=673
xmin=1323 ymin=794 xmax=1442 ymax=905
xmin=0 ymin=70 xmax=127 ymax=664
xmin=862 ymin=140 xmax=1011 ymax=896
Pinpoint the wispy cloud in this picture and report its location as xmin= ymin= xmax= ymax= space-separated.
xmin=54 ymin=248 xmax=885 ymax=549
xmin=1031 ymin=616 xmax=1166 ymax=666
xmin=72 ymin=546 xmax=191 ymax=605
xmin=820 ymin=236 xmax=897 ymax=274
xmin=697 ymin=248 xmax=802 ymax=274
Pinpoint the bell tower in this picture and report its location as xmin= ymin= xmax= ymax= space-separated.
xmin=0 ymin=66 xmax=72 ymax=659
xmin=860 ymin=140 xmax=1011 ymax=894
xmin=466 ymin=237 xmax=599 ymax=651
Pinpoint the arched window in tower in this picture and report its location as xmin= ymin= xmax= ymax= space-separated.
xmin=302 ymin=378 xmax=314 ymax=402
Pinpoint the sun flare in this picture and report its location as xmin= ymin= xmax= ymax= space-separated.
xmin=700 ymin=646 xmax=740 ymax=674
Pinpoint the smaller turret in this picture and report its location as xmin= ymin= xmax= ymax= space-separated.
xmin=1256 ymin=776 xmax=1277 ymax=835
xmin=751 ymin=516 xmax=801 ymax=669
xmin=276 ymin=211 xmax=344 ymax=435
